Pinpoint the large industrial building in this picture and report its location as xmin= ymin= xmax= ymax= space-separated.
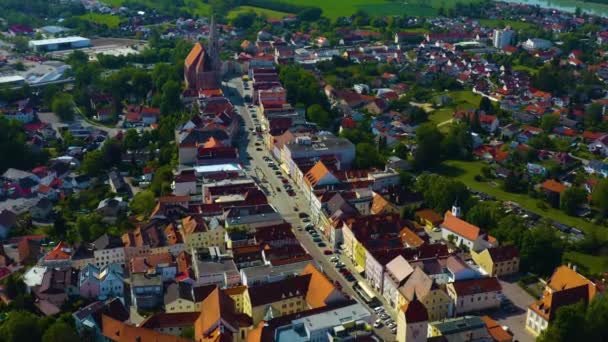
xmin=28 ymin=36 xmax=91 ymax=52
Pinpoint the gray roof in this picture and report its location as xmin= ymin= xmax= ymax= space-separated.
xmin=2 ymin=168 xmax=36 ymax=181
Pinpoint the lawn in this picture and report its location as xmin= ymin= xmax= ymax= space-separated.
xmin=102 ymin=0 xmax=211 ymax=16
xmin=429 ymin=90 xmax=482 ymax=126
xmin=439 ymin=160 xmax=607 ymax=239
xmin=563 ymin=251 xmax=608 ymax=276
xmin=77 ymin=13 xmax=123 ymax=29
xmin=478 ymin=18 xmax=536 ymax=30
xmin=227 ymin=6 xmax=292 ymax=20
xmin=281 ymin=0 xmax=482 ymax=20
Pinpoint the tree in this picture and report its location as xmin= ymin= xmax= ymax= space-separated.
xmin=80 ymin=150 xmax=104 ymax=176
xmin=0 ymin=311 xmax=42 ymax=342
xmin=414 ymin=123 xmax=443 ymax=170
xmin=4 ymin=274 xmax=25 ymax=299
xmin=306 ymin=104 xmax=331 ymax=128
xmin=51 ymin=93 xmax=75 ymax=121
xmin=130 ymin=190 xmax=156 ymax=216
xmin=150 ymin=165 xmax=174 ymax=196
xmin=538 ymin=302 xmax=587 ymax=342
xmin=415 ymin=174 xmax=471 ymax=213
xmin=355 ymin=142 xmax=383 ymax=169
xmin=585 ymin=295 xmax=608 ymax=341
xmin=479 ymin=96 xmax=493 ymax=112
xmin=160 ymin=80 xmax=182 ymax=115
xmin=232 ymin=11 xmax=256 ymax=29
xmin=584 ymin=103 xmax=604 ymax=130
xmin=560 ymin=187 xmax=587 ymax=216
xmin=465 ymin=202 xmax=500 ymax=230
xmin=520 ymin=225 xmax=563 ymax=275
xmin=42 ymin=321 xmax=79 ymax=342
xmin=442 ymin=122 xmax=472 ymax=160
xmin=298 ymin=7 xmax=322 ymax=21
xmin=592 ymin=178 xmax=608 ymax=215
xmin=540 ymin=114 xmax=560 ymax=132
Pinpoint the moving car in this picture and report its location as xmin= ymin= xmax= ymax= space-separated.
xmin=323 ymin=250 xmax=333 ymax=255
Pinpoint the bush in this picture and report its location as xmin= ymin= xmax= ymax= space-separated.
xmin=474 ymin=175 xmax=484 ymax=182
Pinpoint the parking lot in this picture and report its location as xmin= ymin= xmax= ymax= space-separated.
xmin=490 ymin=276 xmax=536 ymax=342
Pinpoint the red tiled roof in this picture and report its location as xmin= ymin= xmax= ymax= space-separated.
xmin=451 ymin=277 xmax=502 ymax=296
xmin=441 ymin=211 xmax=481 ymax=242
xmin=541 ymin=179 xmax=566 ymax=193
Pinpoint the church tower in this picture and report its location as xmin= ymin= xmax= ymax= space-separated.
xmin=451 ymin=200 xmax=462 ymax=218
xmin=397 ymin=294 xmax=428 ymax=342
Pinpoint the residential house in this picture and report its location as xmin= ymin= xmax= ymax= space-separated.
xmin=180 ymin=215 xmax=226 ymax=250
xmin=471 ymin=245 xmax=520 ymax=277
xmin=102 ymin=314 xmax=192 ymax=342
xmin=72 ymin=298 xmax=130 ymax=341
xmin=140 ymin=312 xmax=201 ymax=336
xmin=30 ymin=198 xmax=53 ymax=221
xmin=446 ymin=255 xmax=481 ymax=282
xmin=243 ymin=263 xmax=346 ymax=325
xmin=130 ymin=252 xmax=177 ymax=282
xmin=447 ymin=277 xmax=502 ymax=315
xmin=194 ymin=287 xmax=253 ymax=342
xmin=526 ymin=264 xmax=596 ymax=336
xmin=164 ymin=282 xmax=216 ymax=313
xmin=96 ymin=197 xmax=127 ymax=223
xmin=540 ymin=179 xmax=567 ymax=208
xmin=130 ymin=273 xmax=163 ymax=310
xmin=79 ymin=263 xmax=124 ymax=300
xmin=429 ymin=316 xmax=492 ymax=341
xmin=415 ymin=209 xmax=443 ymax=232
xmin=32 ymin=267 xmax=79 ymax=315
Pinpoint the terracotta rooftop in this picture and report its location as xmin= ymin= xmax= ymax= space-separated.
xmin=486 ymin=245 xmax=519 ymax=262
xmin=441 ymin=211 xmax=481 ymax=242
xmin=541 ymin=179 xmax=566 ymax=193
xmin=451 ymin=277 xmax=502 ymax=296
xmin=481 ymin=315 xmax=513 ymax=342
xmin=547 ymin=265 xmax=596 ymax=302
xmin=415 ymin=209 xmax=444 ymax=225
xmin=102 ymin=314 xmax=191 ymax=342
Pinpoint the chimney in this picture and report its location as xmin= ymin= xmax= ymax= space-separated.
xmin=573 ymin=265 xmax=578 ymax=272
xmin=568 ymin=262 xmax=572 ymax=269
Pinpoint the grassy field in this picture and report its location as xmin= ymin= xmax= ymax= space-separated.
xmin=439 ymin=160 xmax=606 ymax=239
xmin=227 ymin=6 xmax=292 ymax=20
xmin=77 ymin=13 xmax=123 ymax=29
xmin=563 ymin=251 xmax=608 ymax=276
xmin=429 ymin=90 xmax=482 ymax=126
xmin=478 ymin=18 xmax=536 ymax=30
xmin=103 ymin=0 xmax=211 ymax=16
xmin=281 ymin=0 xmax=482 ymax=20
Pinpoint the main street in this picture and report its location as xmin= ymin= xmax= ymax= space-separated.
xmin=224 ymin=76 xmax=396 ymax=341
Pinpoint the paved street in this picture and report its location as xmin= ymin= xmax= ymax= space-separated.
xmin=224 ymin=76 xmax=396 ymax=341
xmin=491 ymin=277 xmax=536 ymax=342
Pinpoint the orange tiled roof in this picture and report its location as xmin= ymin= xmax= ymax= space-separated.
xmin=102 ymin=314 xmax=190 ymax=342
xmin=547 ymin=265 xmax=596 ymax=301
xmin=541 ymin=179 xmax=566 ymax=194
xmin=44 ymin=242 xmax=71 ymax=261
xmin=130 ymin=252 xmax=173 ymax=273
xmin=185 ymin=42 xmax=203 ymax=67
xmin=481 ymin=315 xmax=513 ymax=342
xmin=442 ymin=211 xmax=481 ymax=242
xmin=399 ymin=227 xmax=424 ymax=248
xmin=304 ymin=161 xmax=332 ymax=188
xmin=301 ymin=263 xmax=339 ymax=309
xmin=415 ymin=209 xmax=443 ymax=225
